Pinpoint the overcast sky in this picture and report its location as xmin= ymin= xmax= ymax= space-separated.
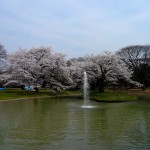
xmin=0 ymin=0 xmax=150 ymax=58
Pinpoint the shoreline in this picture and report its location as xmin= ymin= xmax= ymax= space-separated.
xmin=92 ymin=98 xmax=137 ymax=103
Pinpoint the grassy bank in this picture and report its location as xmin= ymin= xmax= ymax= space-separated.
xmin=0 ymin=88 xmax=150 ymax=102
xmin=90 ymin=89 xmax=150 ymax=102
xmin=0 ymin=88 xmax=81 ymax=101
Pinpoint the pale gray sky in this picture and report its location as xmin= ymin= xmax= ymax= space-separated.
xmin=1 ymin=0 xmax=150 ymax=58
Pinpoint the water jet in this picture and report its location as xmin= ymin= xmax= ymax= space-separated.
xmin=82 ymin=71 xmax=91 ymax=108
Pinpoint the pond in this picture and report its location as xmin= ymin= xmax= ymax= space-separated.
xmin=0 ymin=97 xmax=150 ymax=150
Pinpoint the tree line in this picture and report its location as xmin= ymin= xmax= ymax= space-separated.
xmin=0 ymin=43 xmax=149 ymax=92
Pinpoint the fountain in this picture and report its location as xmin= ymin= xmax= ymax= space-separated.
xmin=82 ymin=71 xmax=92 ymax=108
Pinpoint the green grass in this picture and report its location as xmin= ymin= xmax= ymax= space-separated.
xmin=90 ymin=90 xmax=138 ymax=102
xmin=0 ymin=88 xmax=149 ymax=102
xmin=0 ymin=88 xmax=81 ymax=100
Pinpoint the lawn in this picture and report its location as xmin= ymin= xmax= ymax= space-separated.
xmin=0 ymin=88 xmax=81 ymax=100
xmin=90 ymin=89 xmax=146 ymax=102
xmin=0 ymin=88 xmax=149 ymax=102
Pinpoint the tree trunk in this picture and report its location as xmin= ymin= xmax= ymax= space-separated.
xmin=41 ymin=81 xmax=46 ymax=88
xmin=90 ymin=81 xmax=96 ymax=90
xmin=97 ymin=78 xmax=105 ymax=93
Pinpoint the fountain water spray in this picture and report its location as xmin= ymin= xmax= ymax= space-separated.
xmin=82 ymin=71 xmax=90 ymax=108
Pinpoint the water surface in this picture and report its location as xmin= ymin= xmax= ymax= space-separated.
xmin=0 ymin=98 xmax=150 ymax=150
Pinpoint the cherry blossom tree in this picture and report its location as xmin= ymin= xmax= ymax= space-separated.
xmin=2 ymin=46 xmax=72 ymax=91
xmin=34 ymin=47 xmax=72 ymax=91
xmin=0 ymin=44 xmax=10 ymax=86
xmin=67 ymin=57 xmax=86 ymax=89
xmin=83 ymin=52 xmax=134 ymax=92
xmin=1 ymin=49 xmax=33 ymax=86
xmin=68 ymin=53 xmax=133 ymax=92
